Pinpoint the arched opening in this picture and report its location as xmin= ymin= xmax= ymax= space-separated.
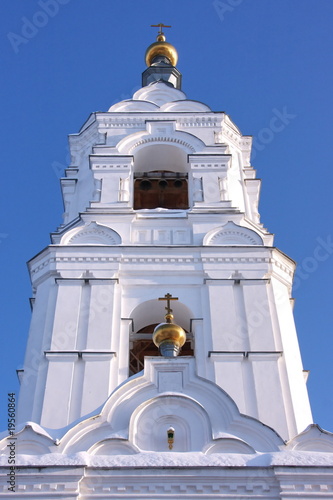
xmin=134 ymin=171 xmax=188 ymax=209
xmin=129 ymin=323 xmax=194 ymax=376
xmin=133 ymin=144 xmax=189 ymax=210
xmin=128 ymin=298 xmax=194 ymax=376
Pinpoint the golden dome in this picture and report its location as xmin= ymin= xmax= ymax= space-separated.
xmin=153 ymin=313 xmax=186 ymax=350
xmin=145 ymin=35 xmax=178 ymax=67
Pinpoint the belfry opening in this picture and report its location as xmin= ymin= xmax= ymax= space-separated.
xmin=133 ymin=143 xmax=189 ymax=209
xmin=129 ymin=296 xmax=194 ymax=375
xmin=129 ymin=323 xmax=194 ymax=375
xmin=134 ymin=171 xmax=189 ymax=210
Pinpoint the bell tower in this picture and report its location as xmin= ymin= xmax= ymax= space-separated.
xmin=2 ymin=26 xmax=333 ymax=500
xmin=15 ymin=27 xmax=314 ymax=441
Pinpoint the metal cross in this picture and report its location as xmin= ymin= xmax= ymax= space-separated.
xmin=158 ymin=293 xmax=178 ymax=315
xmin=151 ymin=23 xmax=172 ymax=36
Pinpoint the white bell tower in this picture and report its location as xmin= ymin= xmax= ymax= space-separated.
xmin=16 ymin=26 xmax=313 ymax=441
xmin=3 ymin=26 xmax=333 ymax=499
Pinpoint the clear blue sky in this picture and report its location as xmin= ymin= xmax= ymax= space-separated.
xmin=1 ymin=0 xmax=333 ymax=433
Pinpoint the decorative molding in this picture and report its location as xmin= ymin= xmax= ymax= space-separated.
xmin=0 ymin=468 xmax=84 ymax=496
xmin=62 ymin=222 xmax=122 ymax=246
xmin=30 ymin=255 xmax=276 ymax=277
xmin=28 ymin=248 xmax=294 ymax=281
xmin=191 ymin=163 xmax=228 ymax=169
xmin=177 ymin=118 xmax=218 ymax=127
xmin=278 ymin=481 xmax=333 ymax=495
xmin=95 ymin=113 xmax=223 ymax=129
xmin=99 ymin=117 xmax=145 ymax=127
xmin=81 ymin=478 xmax=279 ymax=496
xmin=92 ymin=163 xmax=130 ymax=170
xmin=55 ymin=277 xmax=118 ymax=284
xmin=1 ymin=466 xmax=333 ymax=498
xmin=45 ymin=351 xmax=116 ymax=360
xmin=204 ymin=278 xmax=270 ymax=284
xmin=30 ymin=257 xmax=121 ymax=275
xmin=204 ymin=221 xmax=263 ymax=246
xmin=208 ymin=351 xmax=283 ymax=358
xmin=129 ymin=135 xmax=196 ymax=153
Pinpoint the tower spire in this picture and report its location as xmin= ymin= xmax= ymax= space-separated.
xmin=142 ymin=24 xmax=182 ymax=89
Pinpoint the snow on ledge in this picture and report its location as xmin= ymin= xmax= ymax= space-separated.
xmin=1 ymin=451 xmax=333 ymax=468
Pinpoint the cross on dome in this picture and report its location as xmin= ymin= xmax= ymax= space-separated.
xmin=151 ymin=23 xmax=172 ymax=36
xmin=144 ymin=23 xmax=179 ymax=77
xmin=158 ymin=293 xmax=178 ymax=315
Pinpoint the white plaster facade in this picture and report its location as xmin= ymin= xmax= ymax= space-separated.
xmin=1 ymin=34 xmax=332 ymax=499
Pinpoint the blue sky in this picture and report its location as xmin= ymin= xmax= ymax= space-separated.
xmin=1 ymin=0 xmax=333 ymax=433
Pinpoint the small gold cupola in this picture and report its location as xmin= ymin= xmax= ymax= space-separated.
xmin=145 ymin=23 xmax=178 ymax=67
xmin=153 ymin=293 xmax=186 ymax=357
xmin=142 ymin=24 xmax=182 ymax=90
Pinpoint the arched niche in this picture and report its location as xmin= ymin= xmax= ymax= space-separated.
xmin=88 ymin=439 xmax=138 ymax=455
xmin=130 ymin=395 xmax=211 ymax=452
xmin=203 ymin=221 xmax=263 ymax=246
xmin=128 ymin=299 xmax=194 ymax=375
xmin=204 ymin=437 xmax=255 ymax=455
xmin=0 ymin=424 xmax=53 ymax=455
xmin=60 ymin=222 xmax=122 ymax=246
xmin=287 ymin=424 xmax=333 ymax=452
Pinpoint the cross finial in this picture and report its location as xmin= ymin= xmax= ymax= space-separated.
xmin=151 ymin=23 xmax=171 ymax=36
xmin=158 ymin=293 xmax=178 ymax=315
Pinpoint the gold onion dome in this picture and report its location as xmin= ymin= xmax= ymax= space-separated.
xmin=145 ymin=33 xmax=178 ymax=67
xmin=153 ymin=313 xmax=186 ymax=357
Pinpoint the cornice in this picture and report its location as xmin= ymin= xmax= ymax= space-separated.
xmin=129 ymin=135 xmax=196 ymax=153
xmin=28 ymin=241 xmax=294 ymax=271
xmin=28 ymin=245 xmax=287 ymax=283
xmin=93 ymin=112 xmax=224 ymax=130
